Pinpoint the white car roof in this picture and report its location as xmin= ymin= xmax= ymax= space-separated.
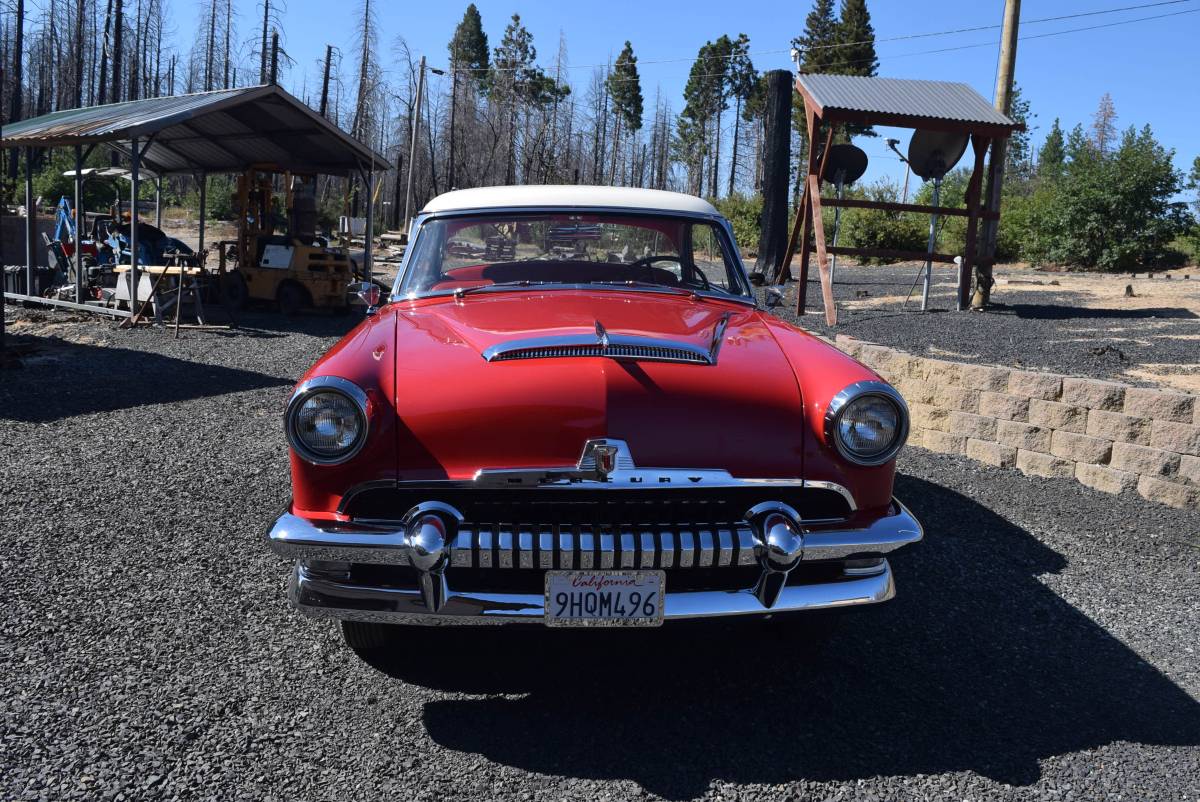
xmin=420 ymin=185 xmax=720 ymax=216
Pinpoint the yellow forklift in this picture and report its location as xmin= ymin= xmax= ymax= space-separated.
xmin=224 ymin=169 xmax=363 ymax=315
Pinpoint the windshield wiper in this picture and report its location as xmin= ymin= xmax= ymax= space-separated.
xmin=453 ymin=280 xmax=559 ymax=299
xmin=587 ymin=280 xmax=694 ymax=296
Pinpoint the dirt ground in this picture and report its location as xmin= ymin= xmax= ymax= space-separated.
xmin=782 ymin=260 xmax=1200 ymax=394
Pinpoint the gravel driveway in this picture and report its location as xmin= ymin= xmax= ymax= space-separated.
xmin=3 ymin=308 xmax=1199 ymax=801
xmin=768 ymin=263 xmax=1200 ymax=391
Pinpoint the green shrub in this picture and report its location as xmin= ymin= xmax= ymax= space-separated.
xmin=841 ymin=179 xmax=927 ymax=263
xmin=712 ymin=193 xmax=762 ymax=253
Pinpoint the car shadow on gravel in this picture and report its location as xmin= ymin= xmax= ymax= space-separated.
xmin=0 ymin=335 xmax=293 ymax=423
xmin=354 ymin=475 xmax=1200 ymax=800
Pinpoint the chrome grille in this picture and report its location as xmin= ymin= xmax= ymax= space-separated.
xmin=449 ymin=523 xmax=758 ymax=570
xmin=488 ymin=343 xmax=709 ymax=364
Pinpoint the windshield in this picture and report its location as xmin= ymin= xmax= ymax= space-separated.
xmin=397 ymin=212 xmax=751 ymax=299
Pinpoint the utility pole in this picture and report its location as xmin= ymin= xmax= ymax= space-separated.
xmin=403 ymin=55 xmax=427 ymax=233
xmin=447 ymin=45 xmax=458 ymax=190
xmin=973 ymin=0 xmax=1020 ymax=310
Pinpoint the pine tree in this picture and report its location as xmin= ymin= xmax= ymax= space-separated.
xmin=1091 ymin=92 xmax=1118 ymax=154
xmin=1038 ymin=118 xmax=1066 ymax=182
xmin=1066 ymin=123 xmax=1096 ymax=166
xmin=679 ymin=40 xmax=723 ymax=196
xmin=1004 ymin=83 xmax=1035 ymax=186
xmin=789 ymin=0 xmax=843 ymax=196
xmin=792 ymin=0 xmax=838 ymax=72
xmin=449 ymin=4 xmax=488 ymax=87
xmin=606 ymin=41 xmax=643 ymax=187
xmin=833 ymin=0 xmax=877 ymax=138
xmin=1190 ymin=155 xmax=1200 ymax=216
xmin=725 ymin=33 xmax=756 ymax=196
xmin=834 ymin=0 xmax=877 ymax=75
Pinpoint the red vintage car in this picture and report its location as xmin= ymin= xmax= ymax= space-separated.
xmin=266 ymin=186 xmax=921 ymax=647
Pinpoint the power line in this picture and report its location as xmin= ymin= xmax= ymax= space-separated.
xmin=439 ymin=0 xmax=1195 ymax=75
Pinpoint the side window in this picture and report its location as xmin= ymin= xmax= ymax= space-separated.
xmin=689 ymin=223 xmax=733 ymax=291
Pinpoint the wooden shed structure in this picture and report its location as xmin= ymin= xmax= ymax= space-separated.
xmin=782 ymin=74 xmax=1023 ymax=324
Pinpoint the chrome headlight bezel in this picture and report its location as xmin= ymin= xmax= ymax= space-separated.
xmin=285 ymin=376 xmax=370 ymax=466
xmin=824 ymin=380 xmax=909 ymax=467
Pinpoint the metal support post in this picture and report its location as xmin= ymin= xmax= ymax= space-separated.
xmin=129 ymin=137 xmax=141 ymax=317
xmin=74 ymin=145 xmax=84 ymax=304
xmin=25 ymin=147 xmax=35 ymax=298
xmin=829 ymin=175 xmax=845 ymax=287
xmin=198 ymin=173 xmax=207 ymax=252
xmin=921 ymin=178 xmax=942 ymax=312
xmin=363 ymin=166 xmax=375 ymax=278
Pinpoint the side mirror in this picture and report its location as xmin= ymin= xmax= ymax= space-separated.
xmin=765 ymin=286 xmax=785 ymax=310
xmin=349 ymin=281 xmax=383 ymax=314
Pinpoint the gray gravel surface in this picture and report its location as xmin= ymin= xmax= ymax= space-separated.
xmin=3 ymin=306 xmax=1199 ymax=801
xmin=765 ymin=265 xmax=1200 ymax=385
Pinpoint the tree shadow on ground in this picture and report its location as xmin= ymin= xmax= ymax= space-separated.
xmin=0 ymin=334 xmax=293 ymax=422
xmin=997 ymin=303 xmax=1198 ymax=321
xmin=354 ymin=475 xmax=1200 ymax=799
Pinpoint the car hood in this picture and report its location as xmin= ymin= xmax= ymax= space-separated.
xmin=389 ymin=290 xmax=805 ymax=479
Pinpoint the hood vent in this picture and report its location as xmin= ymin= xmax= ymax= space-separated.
xmin=487 ymin=339 xmax=709 ymax=365
xmin=483 ymin=315 xmax=730 ymax=366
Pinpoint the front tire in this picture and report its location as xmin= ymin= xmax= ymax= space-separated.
xmin=277 ymin=282 xmax=309 ymax=316
xmin=341 ymin=620 xmax=400 ymax=651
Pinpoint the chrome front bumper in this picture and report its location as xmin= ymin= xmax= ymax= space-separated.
xmin=266 ymin=500 xmax=922 ymax=624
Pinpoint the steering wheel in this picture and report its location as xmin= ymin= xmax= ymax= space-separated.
xmin=627 ymin=255 xmax=696 ymax=288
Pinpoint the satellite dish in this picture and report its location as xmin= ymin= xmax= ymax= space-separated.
xmin=821 ymin=144 xmax=869 ymax=186
xmin=907 ymin=130 xmax=968 ymax=181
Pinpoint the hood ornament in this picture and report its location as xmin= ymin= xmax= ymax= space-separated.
xmin=592 ymin=443 xmax=619 ymax=478
xmin=595 ymin=320 xmax=610 ymax=352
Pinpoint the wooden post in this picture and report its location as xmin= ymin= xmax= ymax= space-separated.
xmin=960 ymin=135 xmax=990 ymax=310
xmin=975 ymin=0 xmax=1021 ymax=308
xmin=810 ymin=174 xmax=835 ymax=325
xmin=793 ymin=106 xmax=823 ymax=313
xmin=754 ymin=70 xmax=792 ymax=283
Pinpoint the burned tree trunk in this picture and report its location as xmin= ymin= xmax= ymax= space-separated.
xmin=111 ymin=0 xmax=122 ymax=102
xmin=755 ymin=70 xmax=791 ymax=282
xmin=8 ymin=0 xmax=24 ymax=180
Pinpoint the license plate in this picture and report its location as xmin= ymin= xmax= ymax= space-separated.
xmin=544 ymin=570 xmax=665 ymax=627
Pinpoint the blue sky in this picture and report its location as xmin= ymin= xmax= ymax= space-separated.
xmin=178 ymin=0 xmax=1200 ymax=189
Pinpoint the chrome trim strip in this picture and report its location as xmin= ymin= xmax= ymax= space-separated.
xmin=801 ymin=480 xmax=858 ymax=512
xmin=290 ymin=560 xmax=896 ymax=623
xmin=267 ymin=501 xmax=920 ymax=569
xmin=709 ymin=312 xmax=732 ymax=363
xmin=339 ymin=474 xmax=856 ymax=515
xmin=824 ymin=380 xmax=911 ymax=468
xmin=802 ymin=500 xmax=923 ymax=560
xmin=285 ymin=376 xmax=371 ymax=467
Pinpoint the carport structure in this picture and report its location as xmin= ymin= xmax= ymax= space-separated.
xmin=1 ymin=84 xmax=387 ymax=319
xmin=781 ymin=74 xmax=1023 ymax=324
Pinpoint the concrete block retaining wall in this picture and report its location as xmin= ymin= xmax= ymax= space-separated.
xmin=835 ymin=335 xmax=1200 ymax=510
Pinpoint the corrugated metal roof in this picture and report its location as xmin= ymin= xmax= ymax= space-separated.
xmin=796 ymin=74 xmax=1020 ymax=129
xmin=1 ymin=85 xmax=387 ymax=175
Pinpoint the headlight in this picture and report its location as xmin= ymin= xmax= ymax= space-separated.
xmin=286 ymin=377 xmax=369 ymax=465
xmin=825 ymin=381 xmax=909 ymax=466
